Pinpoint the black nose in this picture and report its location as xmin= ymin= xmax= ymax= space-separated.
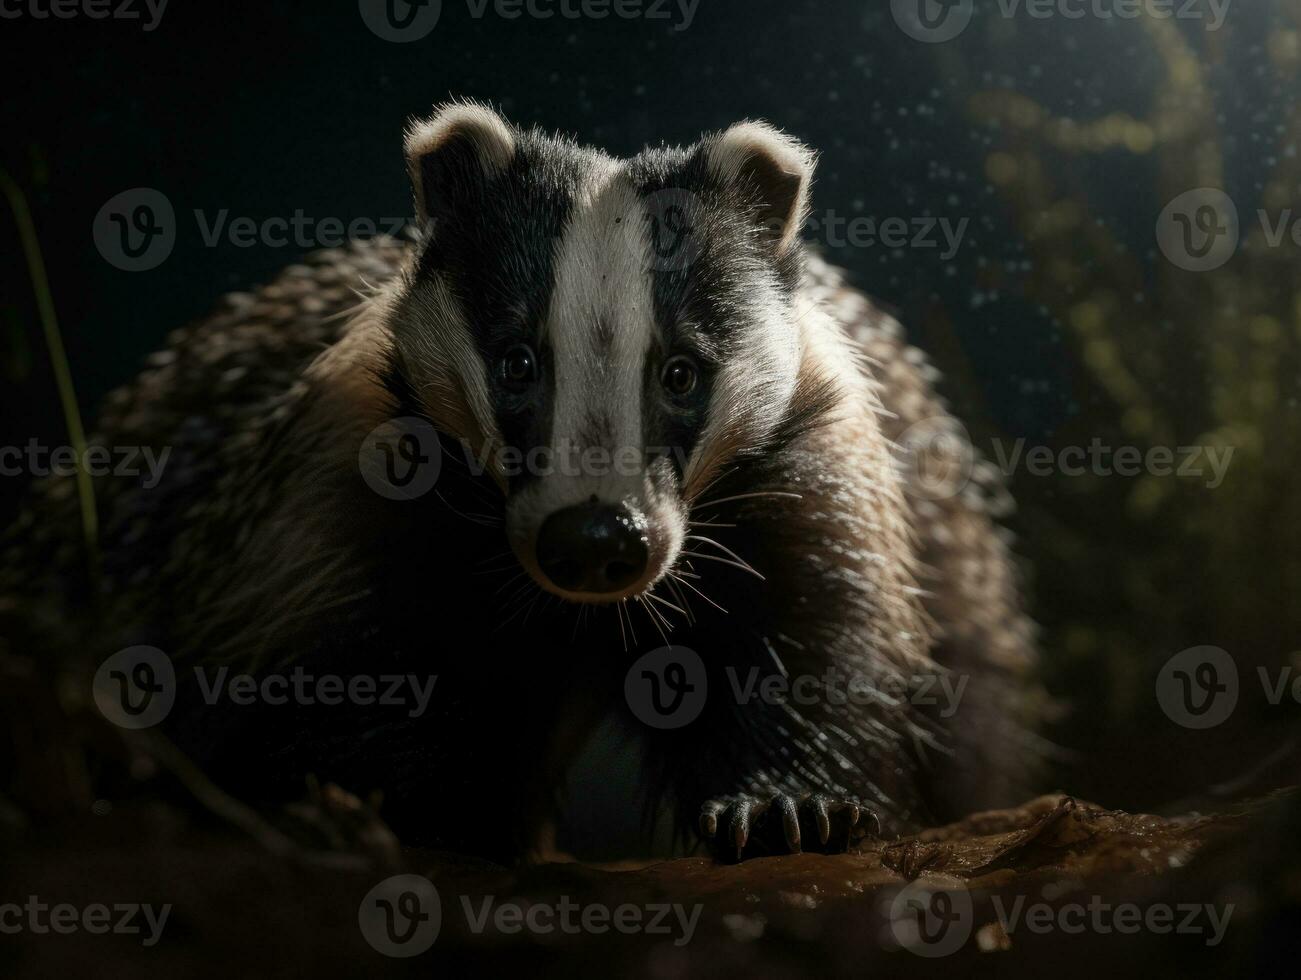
xmin=536 ymin=503 xmax=649 ymax=594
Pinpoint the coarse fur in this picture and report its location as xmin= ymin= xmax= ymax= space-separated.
xmin=0 ymin=102 xmax=1044 ymax=862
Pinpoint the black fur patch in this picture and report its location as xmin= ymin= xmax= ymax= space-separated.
xmin=625 ymin=140 xmax=808 ymax=476
xmin=413 ymin=128 xmax=606 ymax=488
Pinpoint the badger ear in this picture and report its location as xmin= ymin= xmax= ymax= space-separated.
xmin=703 ymin=121 xmax=814 ymax=256
xmin=404 ymin=102 xmax=517 ymax=222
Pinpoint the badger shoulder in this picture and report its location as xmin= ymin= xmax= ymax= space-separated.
xmin=0 ymin=238 xmax=412 ymax=638
xmin=800 ymin=252 xmax=1044 ymax=813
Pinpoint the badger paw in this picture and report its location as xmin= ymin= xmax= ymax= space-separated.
xmin=699 ymin=792 xmax=878 ymax=862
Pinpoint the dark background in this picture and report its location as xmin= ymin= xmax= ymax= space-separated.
xmin=3 ymin=0 xmax=1298 ymax=815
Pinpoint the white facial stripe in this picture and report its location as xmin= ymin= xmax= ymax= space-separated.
xmin=396 ymin=274 xmax=504 ymax=478
xmin=542 ymin=163 xmax=657 ymax=503
xmin=682 ymin=278 xmax=802 ymax=499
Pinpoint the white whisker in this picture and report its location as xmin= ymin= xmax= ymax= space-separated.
xmin=685 ymin=535 xmax=763 ymax=578
xmin=670 ymin=571 xmax=728 ymax=615
xmin=683 ymin=550 xmax=766 ymax=581
xmin=693 ymin=490 xmax=802 ymax=509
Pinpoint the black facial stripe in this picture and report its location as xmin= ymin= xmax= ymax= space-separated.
xmin=417 ymin=132 xmax=581 ymax=346
xmin=415 ymin=130 xmax=608 ymax=488
xmin=626 ymin=145 xmax=790 ymax=475
xmin=627 ymin=147 xmax=736 ymax=352
xmin=627 ymin=140 xmax=803 ymax=340
xmin=642 ymin=357 xmax=713 ymax=482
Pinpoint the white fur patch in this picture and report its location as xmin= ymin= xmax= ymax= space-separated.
xmin=539 ymin=160 xmax=657 ymax=510
xmin=504 ymin=162 xmax=689 ymax=600
xmin=682 ymin=278 xmax=803 ymax=500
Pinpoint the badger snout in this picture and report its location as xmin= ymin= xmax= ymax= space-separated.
xmin=536 ymin=501 xmax=649 ymax=595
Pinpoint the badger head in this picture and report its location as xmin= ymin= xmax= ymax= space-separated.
xmin=384 ymin=101 xmax=818 ymax=604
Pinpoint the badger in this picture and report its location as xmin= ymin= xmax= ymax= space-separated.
xmin=0 ymin=102 xmax=1042 ymax=862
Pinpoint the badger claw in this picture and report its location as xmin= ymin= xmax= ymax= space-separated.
xmin=699 ymin=792 xmax=873 ymax=862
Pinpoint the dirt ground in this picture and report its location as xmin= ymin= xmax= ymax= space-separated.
xmin=4 ymin=722 xmax=1297 ymax=979
xmin=3 ymin=638 xmax=1298 ymax=976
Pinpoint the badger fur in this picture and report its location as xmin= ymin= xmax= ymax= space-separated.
xmin=0 ymin=102 xmax=1042 ymax=862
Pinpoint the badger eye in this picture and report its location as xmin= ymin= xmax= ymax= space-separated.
xmin=499 ymin=344 xmax=538 ymax=390
xmin=661 ymin=355 xmax=699 ymax=397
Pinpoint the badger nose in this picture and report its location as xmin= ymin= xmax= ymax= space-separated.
xmin=536 ymin=503 xmax=648 ymax=594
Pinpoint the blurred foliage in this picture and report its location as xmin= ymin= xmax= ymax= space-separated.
xmin=958 ymin=6 xmax=1301 ymax=791
xmin=1 ymin=307 xmax=32 ymax=384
